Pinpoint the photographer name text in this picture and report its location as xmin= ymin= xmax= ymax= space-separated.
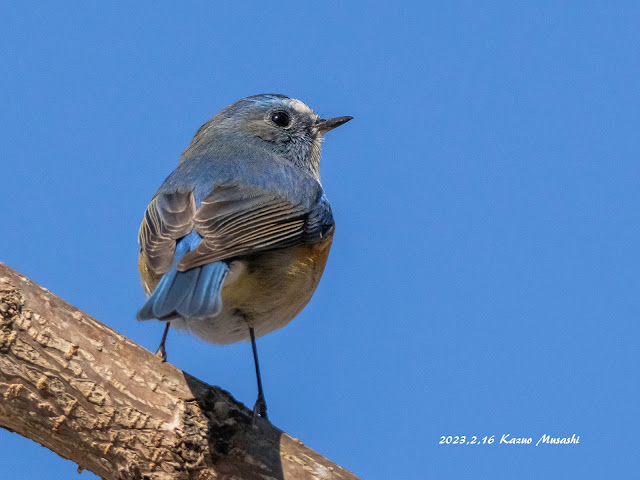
xmin=439 ymin=434 xmax=580 ymax=446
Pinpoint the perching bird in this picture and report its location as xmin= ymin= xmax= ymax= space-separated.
xmin=136 ymin=94 xmax=352 ymax=420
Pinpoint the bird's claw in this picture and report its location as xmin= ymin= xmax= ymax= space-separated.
xmin=155 ymin=344 xmax=167 ymax=362
xmin=252 ymin=395 xmax=268 ymax=427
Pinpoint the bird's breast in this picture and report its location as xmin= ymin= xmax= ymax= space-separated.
xmin=219 ymin=236 xmax=334 ymax=336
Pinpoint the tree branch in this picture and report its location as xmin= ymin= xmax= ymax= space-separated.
xmin=0 ymin=263 xmax=359 ymax=480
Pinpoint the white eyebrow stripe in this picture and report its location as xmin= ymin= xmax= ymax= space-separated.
xmin=283 ymin=98 xmax=314 ymax=116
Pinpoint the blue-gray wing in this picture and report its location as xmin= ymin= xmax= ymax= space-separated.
xmin=302 ymin=193 xmax=336 ymax=243
xmin=177 ymin=184 xmax=329 ymax=271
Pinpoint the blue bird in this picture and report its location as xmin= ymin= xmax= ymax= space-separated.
xmin=136 ymin=94 xmax=352 ymax=420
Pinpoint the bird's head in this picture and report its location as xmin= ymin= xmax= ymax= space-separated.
xmin=181 ymin=94 xmax=352 ymax=178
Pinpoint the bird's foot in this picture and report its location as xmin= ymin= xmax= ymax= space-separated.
xmin=154 ymin=343 xmax=167 ymax=363
xmin=252 ymin=394 xmax=268 ymax=427
xmin=154 ymin=322 xmax=170 ymax=362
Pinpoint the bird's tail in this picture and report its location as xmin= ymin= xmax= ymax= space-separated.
xmin=136 ymin=232 xmax=228 ymax=321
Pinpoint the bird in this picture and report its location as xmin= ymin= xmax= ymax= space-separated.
xmin=136 ymin=94 xmax=352 ymax=421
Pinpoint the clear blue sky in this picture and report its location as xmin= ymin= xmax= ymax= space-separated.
xmin=1 ymin=2 xmax=638 ymax=479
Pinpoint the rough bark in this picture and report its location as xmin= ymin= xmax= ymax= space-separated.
xmin=0 ymin=263 xmax=360 ymax=480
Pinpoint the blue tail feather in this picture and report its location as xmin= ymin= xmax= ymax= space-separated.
xmin=137 ymin=233 xmax=228 ymax=321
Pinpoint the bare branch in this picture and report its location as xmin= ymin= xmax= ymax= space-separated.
xmin=0 ymin=263 xmax=359 ymax=480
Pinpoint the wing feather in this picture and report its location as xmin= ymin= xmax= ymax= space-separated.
xmin=177 ymin=185 xmax=308 ymax=271
xmin=138 ymin=191 xmax=196 ymax=275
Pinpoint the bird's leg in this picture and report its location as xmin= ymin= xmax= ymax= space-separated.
xmin=155 ymin=321 xmax=171 ymax=362
xmin=249 ymin=326 xmax=268 ymax=424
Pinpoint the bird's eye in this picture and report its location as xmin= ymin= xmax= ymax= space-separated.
xmin=270 ymin=111 xmax=291 ymax=128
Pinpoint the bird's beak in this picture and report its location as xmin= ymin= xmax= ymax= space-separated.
xmin=315 ymin=116 xmax=353 ymax=134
